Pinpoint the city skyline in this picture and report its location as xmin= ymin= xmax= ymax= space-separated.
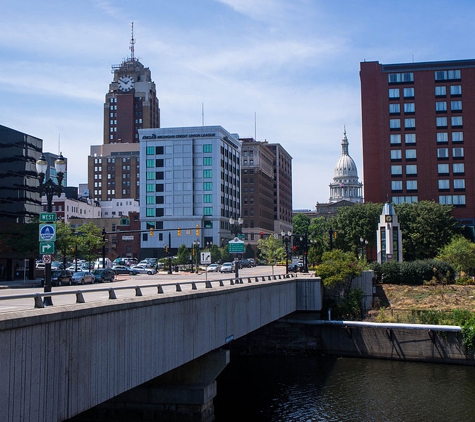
xmin=2 ymin=0 xmax=475 ymax=209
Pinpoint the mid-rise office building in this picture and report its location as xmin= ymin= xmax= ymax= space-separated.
xmin=139 ymin=126 xmax=241 ymax=257
xmin=360 ymin=59 xmax=475 ymax=231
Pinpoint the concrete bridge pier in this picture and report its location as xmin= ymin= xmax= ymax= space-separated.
xmin=71 ymin=349 xmax=230 ymax=422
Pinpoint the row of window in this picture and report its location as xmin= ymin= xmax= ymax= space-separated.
xmin=389 ymin=100 xmax=462 ymax=114
xmin=388 ymin=85 xmax=462 ymax=99
xmin=390 ymin=147 xmax=464 ymax=160
xmin=392 ymin=195 xmax=465 ymax=205
xmin=390 ymin=132 xmax=463 ymax=145
xmin=389 ymin=116 xmax=463 ymax=130
xmin=387 ymin=69 xmax=461 ymax=85
xmin=392 ymin=179 xmax=465 ymax=191
xmin=391 ymin=163 xmax=465 ymax=176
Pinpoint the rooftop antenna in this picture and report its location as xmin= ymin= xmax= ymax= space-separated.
xmin=130 ymin=22 xmax=135 ymax=61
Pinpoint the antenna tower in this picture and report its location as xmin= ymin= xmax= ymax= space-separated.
xmin=130 ymin=22 xmax=135 ymax=61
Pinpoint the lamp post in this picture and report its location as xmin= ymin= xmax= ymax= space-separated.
xmin=360 ymin=237 xmax=369 ymax=260
xmin=229 ymin=217 xmax=243 ymax=278
xmin=281 ymin=230 xmax=292 ymax=274
xmin=102 ymin=227 xmax=106 ymax=268
xmin=36 ymin=153 xmax=66 ymax=304
xmin=194 ymin=240 xmax=200 ymax=274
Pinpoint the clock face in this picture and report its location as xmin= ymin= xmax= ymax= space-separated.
xmin=118 ymin=75 xmax=134 ymax=92
xmin=385 ymin=215 xmax=393 ymax=223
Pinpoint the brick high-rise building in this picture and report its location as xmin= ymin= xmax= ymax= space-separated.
xmin=360 ymin=59 xmax=475 ymax=232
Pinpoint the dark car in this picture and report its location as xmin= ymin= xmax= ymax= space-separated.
xmin=41 ymin=270 xmax=73 ymax=287
xmin=92 ymin=268 xmax=115 ymax=283
xmin=240 ymin=259 xmax=250 ymax=268
xmin=112 ymin=265 xmax=138 ymax=275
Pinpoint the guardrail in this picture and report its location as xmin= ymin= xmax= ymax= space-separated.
xmin=0 ymin=273 xmax=300 ymax=309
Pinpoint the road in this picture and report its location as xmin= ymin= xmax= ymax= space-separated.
xmin=0 ymin=265 xmax=290 ymax=313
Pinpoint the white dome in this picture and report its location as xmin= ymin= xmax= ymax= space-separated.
xmin=334 ymin=153 xmax=359 ymax=178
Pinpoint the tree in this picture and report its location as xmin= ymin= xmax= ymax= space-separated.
xmin=55 ymin=221 xmax=75 ymax=267
xmin=76 ymin=223 xmax=104 ymax=270
xmin=316 ymin=249 xmax=364 ymax=289
xmin=395 ymin=201 xmax=456 ymax=260
xmin=257 ymin=235 xmax=286 ymax=274
xmin=436 ymin=235 xmax=475 ymax=277
xmin=292 ymin=213 xmax=310 ymax=235
xmin=209 ymin=244 xmax=221 ymax=264
xmin=307 ymin=216 xmax=334 ymax=264
xmin=176 ymin=244 xmax=190 ymax=266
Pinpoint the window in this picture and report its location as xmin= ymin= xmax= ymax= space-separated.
xmin=146 ymin=184 xmax=154 ymax=192
xmin=146 ymin=159 xmax=154 ymax=168
xmin=203 ymin=194 xmax=212 ymax=203
xmin=146 ymin=196 xmax=154 ymax=204
xmin=405 ymin=149 xmax=417 ymax=160
xmin=450 ymin=85 xmax=462 ymax=95
xmin=389 ymin=88 xmax=400 ymax=99
xmin=391 ymin=181 xmax=402 ymax=191
xmin=435 ymin=70 xmax=461 ymax=81
xmin=406 ymin=165 xmax=417 ymax=175
xmin=438 ymin=164 xmax=449 ymax=174
xmin=203 ymin=207 xmax=213 ymax=216
xmin=404 ymin=118 xmax=415 ymax=129
xmin=435 ymin=101 xmax=447 ymax=112
xmin=203 ymin=144 xmax=212 ymax=153
xmin=146 ymin=208 xmax=154 ymax=217
xmin=146 ymin=171 xmax=154 ymax=180
xmin=203 ymin=157 xmax=212 ymax=166
xmin=436 ymin=117 xmax=448 ymax=127
xmin=155 ymin=146 xmax=164 ymax=154
xmin=405 ymin=134 xmax=416 ymax=144
xmin=454 ymin=179 xmax=465 ymax=189
xmin=391 ymin=165 xmax=402 ymax=176
xmin=404 ymin=103 xmax=415 ymax=113
xmin=438 ymin=180 xmax=450 ymax=189
xmin=453 ymin=163 xmax=465 ymax=174
xmin=437 ymin=148 xmax=449 ymax=158
xmin=435 ymin=86 xmax=446 ymax=96
xmin=451 ymin=100 xmax=462 ymax=111
xmin=389 ymin=104 xmax=400 ymax=114
xmin=451 ymin=116 xmax=463 ymax=127
xmin=439 ymin=195 xmax=466 ymax=205
xmin=390 ymin=119 xmax=401 ymax=129
xmin=388 ymin=73 xmax=414 ymax=83
xmin=406 ymin=180 xmax=417 ymax=190
xmin=452 ymin=132 xmax=463 ymax=142
xmin=390 ymin=134 xmax=401 ymax=145
xmin=390 ymin=150 xmax=402 ymax=160
xmin=452 ymin=147 xmax=464 ymax=158
xmin=436 ymin=133 xmax=448 ymax=143
xmin=146 ymin=146 xmax=154 ymax=155
xmin=203 ymin=169 xmax=212 ymax=178
xmin=403 ymin=87 xmax=414 ymax=98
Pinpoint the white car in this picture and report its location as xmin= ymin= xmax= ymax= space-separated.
xmin=130 ymin=265 xmax=157 ymax=275
xmin=220 ymin=262 xmax=235 ymax=273
xmin=207 ymin=264 xmax=220 ymax=272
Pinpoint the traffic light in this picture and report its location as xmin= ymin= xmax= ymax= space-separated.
xmin=292 ymin=245 xmax=297 ymax=253
xmin=334 ymin=231 xmax=337 ymax=239
xmin=165 ymin=245 xmax=169 ymax=255
xmin=150 ymin=228 xmax=154 ymax=237
xmin=196 ymin=224 xmax=200 ymax=236
xmin=177 ymin=227 xmax=182 ymax=236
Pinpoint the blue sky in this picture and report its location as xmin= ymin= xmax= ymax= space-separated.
xmin=2 ymin=0 xmax=475 ymax=210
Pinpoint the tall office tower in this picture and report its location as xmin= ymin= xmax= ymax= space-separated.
xmin=360 ymin=59 xmax=475 ymax=231
xmin=138 ymin=126 xmax=241 ymax=257
xmin=104 ymin=23 xmax=160 ymax=144
xmin=240 ymin=138 xmax=276 ymax=243
xmin=265 ymin=143 xmax=293 ymax=234
xmin=88 ymin=24 xmax=160 ymax=201
xmin=329 ymin=129 xmax=363 ymax=203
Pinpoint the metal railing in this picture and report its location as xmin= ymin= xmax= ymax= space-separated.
xmin=0 ymin=273 xmax=300 ymax=309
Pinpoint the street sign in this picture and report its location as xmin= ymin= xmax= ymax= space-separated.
xmin=42 ymin=254 xmax=52 ymax=264
xmin=228 ymin=238 xmax=245 ymax=253
xmin=39 ymin=224 xmax=56 ymax=242
xmin=39 ymin=212 xmax=57 ymax=222
xmin=40 ymin=242 xmax=55 ymax=255
xmin=201 ymin=252 xmax=211 ymax=264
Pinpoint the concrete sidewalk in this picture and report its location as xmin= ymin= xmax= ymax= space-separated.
xmin=0 ymin=279 xmax=42 ymax=289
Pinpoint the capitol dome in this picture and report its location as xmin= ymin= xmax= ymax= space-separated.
xmin=329 ymin=129 xmax=363 ymax=203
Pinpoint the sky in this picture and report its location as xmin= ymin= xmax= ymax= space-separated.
xmin=2 ymin=0 xmax=475 ymax=210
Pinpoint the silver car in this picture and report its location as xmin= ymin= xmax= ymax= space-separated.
xmin=130 ymin=265 xmax=157 ymax=275
xmin=72 ymin=271 xmax=95 ymax=284
xmin=219 ymin=262 xmax=235 ymax=273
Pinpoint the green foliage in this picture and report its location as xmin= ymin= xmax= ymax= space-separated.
xmin=292 ymin=213 xmax=310 ymax=236
xmin=436 ymin=235 xmax=475 ymax=276
xmin=316 ymin=249 xmax=364 ymax=288
xmin=76 ymin=222 xmax=104 ymax=263
xmin=339 ymin=288 xmax=364 ymax=320
xmin=371 ymin=259 xmax=455 ymax=285
xmin=209 ymin=244 xmax=221 ymax=264
xmin=257 ymin=235 xmax=286 ymax=267
xmin=176 ymin=244 xmax=190 ymax=265
xmin=244 ymin=243 xmax=255 ymax=259
xmin=307 ymin=216 xmax=333 ymax=264
xmin=462 ymin=319 xmax=475 ymax=354
xmin=395 ymin=201 xmax=456 ymax=261
xmin=0 ymin=220 xmax=38 ymax=257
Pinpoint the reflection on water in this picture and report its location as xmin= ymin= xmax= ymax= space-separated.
xmin=215 ymin=355 xmax=475 ymax=422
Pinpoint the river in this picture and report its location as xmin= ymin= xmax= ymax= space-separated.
xmin=214 ymin=355 xmax=475 ymax=421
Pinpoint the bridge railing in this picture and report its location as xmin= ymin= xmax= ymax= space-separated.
xmin=0 ymin=273 xmax=300 ymax=309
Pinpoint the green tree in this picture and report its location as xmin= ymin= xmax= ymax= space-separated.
xmin=333 ymin=202 xmax=382 ymax=257
xmin=209 ymin=244 xmax=221 ymax=264
xmin=55 ymin=221 xmax=75 ymax=267
xmin=395 ymin=201 xmax=456 ymax=260
xmin=176 ymin=244 xmax=190 ymax=266
xmin=257 ymin=235 xmax=286 ymax=273
xmin=76 ymin=223 xmax=104 ymax=270
xmin=316 ymin=249 xmax=364 ymax=288
xmin=292 ymin=213 xmax=310 ymax=235
xmin=307 ymin=216 xmax=334 ymax=264
xmin=436 ymin=235 xmax=475 ymax=276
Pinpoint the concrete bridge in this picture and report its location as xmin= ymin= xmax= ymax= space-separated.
xmin=0 ymin=275 xmax=321 ymax=421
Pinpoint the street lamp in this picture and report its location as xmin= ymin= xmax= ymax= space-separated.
xmin=194 ymin=240 xmax=200 ymax=273
xmin=36 ymin=153 xmax=66 ymax=304
xmin=360 ymin=237 xmax=369 ymax=260
xmin=102 ymin=227 xmax=106 ymax=268
xmin=229 ymin=217 xmax=243 ymax=278
xmin=281 ymin=230 xmax=292 ymax=274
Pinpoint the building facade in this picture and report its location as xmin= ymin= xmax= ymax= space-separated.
xmin=360 ymin=59 xmax=475 ymax=231
xmin=139 ymin=126 xmax=241 ymax=257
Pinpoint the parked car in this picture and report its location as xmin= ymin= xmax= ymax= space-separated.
xmin=112 ymin=265 xmax=138 ymax=275
xmin=130 ymin=265 xmax=157 ymax=275
xmin=220 ymin=262 xmax=235 ymax=273
xmin=72 ymin=271 xmax=95 ymax=284
xmin=240 ymin=259 xmax=250 ymax=268
xmin=138 ymin=260 xmax=153 ymax=268
xmin=41 ymin=270 xmax=73 ymax=287
xmin=207 ymin=263 xmax=220 ymax=272
xmin=92 ymin=268 xmax=115 ymax=283
xmin=248 ymin=258 xmax=256 ymax=267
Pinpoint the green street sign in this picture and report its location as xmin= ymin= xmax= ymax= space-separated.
xmin=228 ymin=239 xmax=245 ymax=253
xmin=40 ymin=241 xmax=55 ymax=255
xmin=40 ymin=212 xmax=57 ymax=222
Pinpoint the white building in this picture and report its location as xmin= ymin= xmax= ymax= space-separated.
xmin=100 ymin=199 xmax=140 ymax=218
xmin=139 ymin=126 xmax=241 ymax=255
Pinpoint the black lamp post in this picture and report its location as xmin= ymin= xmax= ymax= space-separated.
xmin=229 ymin=217 xmax=243 ymax=278
xmin=360 ymin=237 xmax=369 ymax=260
xmin=36 ymin=153 xmax=66 ymax=304
xmin=194 ymin=240 xmax=200 ymax=274
xmin=102 ymin=227 xmax=106 ymax=268
xmin=281 ymin=230 xmax=292 ymax=274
